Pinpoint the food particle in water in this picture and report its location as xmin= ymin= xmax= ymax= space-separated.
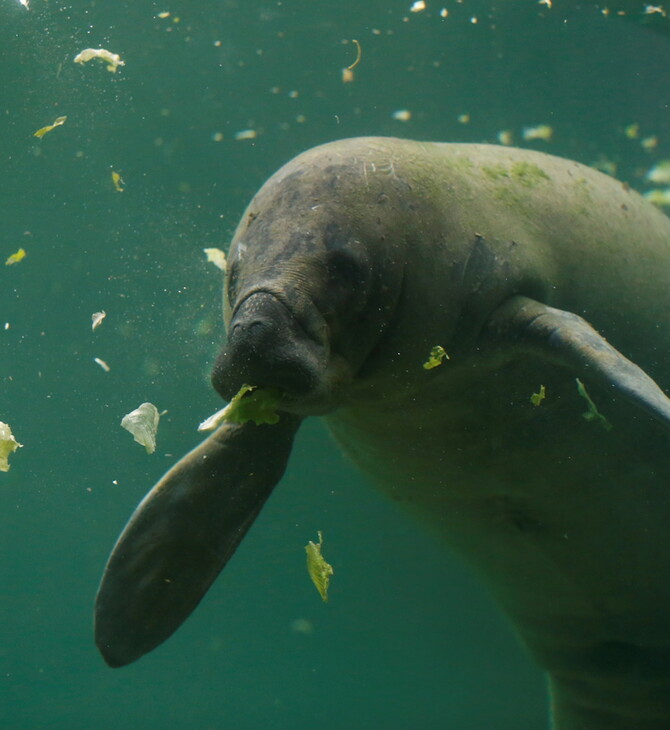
xmin=590 ymin=155 xmax=617 ymax=177
xmin=290 ymin=618 xmax=314 ymax=634
xmin=121 ymin=402 xmax=160 ymax=454
xmin=305 ymin=531 xmax=333 ymax=602
xmin=530 ymin=385 xmax=546 ymax=406
xmin=91 ymin=311 xmax=106 ymax=331
xmin=74 ymin=48 xmax=125 ymax=73
xmin=93 ymin=357 xmax=111 ymax=372
xmin=203 ymin=248 xmax=227 ymax=271
xmin=645 ymin=160 xmax=670 ymax=184
xmin=392 ymin=109 xmax=412 ymax=122
xmin=5 ymin=248 xmax=26 ymax=266
xmin=111 ymin=171 xmax=124 ymax=192
xmin=643 ymin=188 xmax=670 ymax=206
xmin=497 ymin=130 xmax=513 ymax=146
xmin=234 ymin=129 xmax=257 ymax=141
xmin=0 ymin=422 xmax=22 ymax=472
xmin=522 ymin=124 xmax=553 ymax=142
xmin=342 ymin=38 xmax=361 ymax=84
xmin=644 ymin=5 xmax=666 ymax=15
xmin=423 ymin=345 xmax=449 ymax=369
xmin=624 ymin=122 xmax=640 ymax=139
xmin=33 ymin=116 xmax=67 ymax=139
xmin=576 ymin=378 xmax=612 ymax=431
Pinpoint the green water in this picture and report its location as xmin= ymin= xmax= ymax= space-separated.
xmin=1 ymin=1 xmax=669 ymax=727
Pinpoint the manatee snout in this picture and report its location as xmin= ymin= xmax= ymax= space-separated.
xmin=212 ymin=291 xmax=327 ymax=401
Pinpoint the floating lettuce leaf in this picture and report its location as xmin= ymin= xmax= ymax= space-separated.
xmin=111 ymin=171 xmax=124 ymax=192
xmin=197 ymin=384 xmax=281 ymax=431
xmin=422 ymin=345 xmax=449 ymax=370
xmin=0 ymin=422 xmax=22 ymax=472
xmin=305 ymin=531 xmax=334 ymax=602
xmin=530 ymin=384 xmax=546 ymax=406
xmin=5 ymin=248 xmax=26 ymax=266
xmin=121 ymin=402 xmax=160 ymax=453
xmin=576 ymin=378 xmax=612 ymax=431
xmin=203 ymin=247 xmax=227 ymax=271
xmin=74 ymin=48 xmax=124 ymax=73
xmin=91 ymin=311 xmax=106 ymax=331
xmin=33 ymin=116 xmax=67 ymax=139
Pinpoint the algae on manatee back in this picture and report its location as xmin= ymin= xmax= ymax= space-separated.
xmin=482 ymin=159 xmax=551 ymax=207
xmin=510 ymin=161 xmax=550 ymax=186
xmin=482 ymin=163 xmax=509 ymax=182
xmin=482 ymin=161 xmax=550 ymax=187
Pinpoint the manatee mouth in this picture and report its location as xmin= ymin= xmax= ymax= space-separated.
xmin=212 ymin=291 xmax=330 ymax=408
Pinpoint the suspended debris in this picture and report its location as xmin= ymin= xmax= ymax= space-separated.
xmin=305 ymin=531 xmax=334 ymax=602
xmin=74 ymin=48 xmax=125 ymax=73
xmin=91 ymin=311 xmax=106 ymax=331
xmin=34 ymin=116 xmax=67 ymax=139
xmin=121 ymin=402 xmax=160 ymax=454
xmin=0 ymin=422 xmax=22 ymax=472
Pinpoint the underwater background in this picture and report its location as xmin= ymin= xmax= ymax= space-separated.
xmin=2 ymin=1 xmax=670 ymax=727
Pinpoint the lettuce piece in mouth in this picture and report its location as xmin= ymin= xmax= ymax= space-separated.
xmin=198 ymin=385 xmax=282 ymax=431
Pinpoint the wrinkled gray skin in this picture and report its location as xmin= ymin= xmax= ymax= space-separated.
xmin=96 ymin=137 xmax=670 ymax=729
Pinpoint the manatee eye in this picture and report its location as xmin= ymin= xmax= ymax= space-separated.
xmin=325 ymin=248 xmax=370 ymax=313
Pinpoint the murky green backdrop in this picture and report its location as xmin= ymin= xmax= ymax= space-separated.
xmin=2 ymin=1 xmax=669 ymax=728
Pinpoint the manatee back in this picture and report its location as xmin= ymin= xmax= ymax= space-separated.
xmin=305 ymin=137 xmax=670 ymax=380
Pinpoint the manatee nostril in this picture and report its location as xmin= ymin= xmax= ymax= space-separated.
xmin=230 ymin=319 xmax=264 ymax=337
xmin=232 ymin=319 xmax=269 ymax=346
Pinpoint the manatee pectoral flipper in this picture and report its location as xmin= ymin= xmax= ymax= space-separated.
xmin=484 ymin=295 xmax=670 ymax=429
xmin=95 ymin=414 xmax=301 ymax=668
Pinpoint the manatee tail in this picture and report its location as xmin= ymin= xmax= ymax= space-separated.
xmin=94 ymin=415 xmax=301 ymax=668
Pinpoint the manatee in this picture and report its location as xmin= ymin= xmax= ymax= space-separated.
xmin=95 ymin=137 xmax=670 ymax=728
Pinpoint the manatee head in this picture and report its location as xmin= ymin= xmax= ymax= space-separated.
xmin=211 ymin=144 xmax=405 ymax=415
